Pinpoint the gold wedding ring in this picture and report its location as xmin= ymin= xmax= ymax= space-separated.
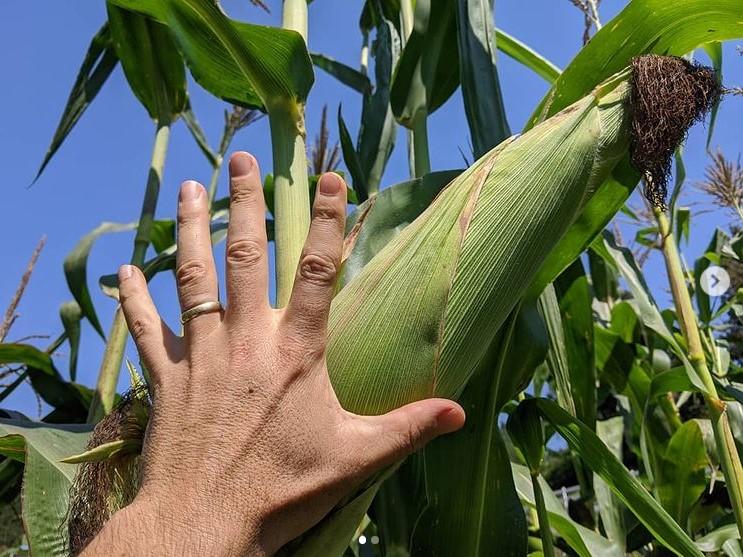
xmin=180 ymin=301 xmax=223 ymax=324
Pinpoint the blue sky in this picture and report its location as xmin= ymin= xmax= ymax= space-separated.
xmin=1 ymin=1 xmax=741 ymax=417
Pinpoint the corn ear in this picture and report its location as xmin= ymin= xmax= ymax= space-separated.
xmin=327 ymin=70 xmax=632 ymax=416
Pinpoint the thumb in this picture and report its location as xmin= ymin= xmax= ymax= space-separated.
xmin=359 ymin=399 xmax=465 ymax=471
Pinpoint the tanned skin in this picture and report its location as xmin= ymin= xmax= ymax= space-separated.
xmin=82 ymin=152 xmax=465 ymax=556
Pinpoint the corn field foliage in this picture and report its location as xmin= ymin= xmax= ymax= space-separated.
xmin=1 ymin=0 xmax=743 ymax=556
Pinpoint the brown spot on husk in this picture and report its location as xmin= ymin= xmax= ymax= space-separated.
xmin=630 ymin=55 xmax=720 ymax=209
xmin=67 ymin=387 xmax=149 ymax=554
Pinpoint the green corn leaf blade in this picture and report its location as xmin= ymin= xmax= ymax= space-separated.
xmin=64 ymin=222 xmax=137 ymax=338
xmin=656 ymin=420 xmax=708 ymax=528
xmin=524 ymin=0 xmax=743 ymax=296
xmin=34 ymin=23 xmax=118 ymax=182
xmin=337 ymin=106 xmax=368 ymax=201
xmin=592 ymin=231 xmax=706 ymax=391
xmin=675 ymin=207 xmax=691 ymax=247
xmin=594 ymin=417 xmax=627 ymax=551
xmin=588 ymin=247 xmax=619 ymax=304
xmin=455 ymin=0 xmax=510 ymax=158
xmin=108 ymin=0 xmax=313 ymax=110
xmin=356 ymin=11 xmax=400 ymax=195
xmin=553 ymin=259 xmax=596 ymax=430
xmin=311 ymin=52 xmax=371 ymax=95
xmin=494 ymin=28 xmax=560 ymax=84
xmin=527 ymin=1 xmax=743 ymax=128
xmin=59 ymin=301 xmax=83 ymax=382
xmin=390 ymin=0 xmax=459 ymax=127
xmin=60 ymin=438 xmax=142 ymax=464
xmin=669 ymin=148 xmax=687 ymax=222
xmin=340 ymin=170 xmax=462 ymax=287
xmin=181 ymin=103 xmax=219 ymax=166
xmin=526 ymin=398 xmax=703 ymax=557
xmin=370 ymin=454 xmax=425 ymax=557
xmin=0 ymin=420 xmax=92 ymax=557
xmin=539 ymin=270 xmax=595 ymax=498
xmin=512 ymin=463 xmax=623 ymax=557
xmin=0 ymin=344 xmax=88 ymax=415
xmin=702 ymin=41 xmax=723 ymax=149
xmin=649 ymin=367 xmax=698 ymax=399
xmin=696 ymin=524 xmax=741 ymax=553
xmin=413 ymin=302 xmax=546 ymax=556
xmin=281 ymin=480 xmax=382 ymax=557
xmin=149 ymin=219 xmax=177 ymax=254
xmin=594 ymin=326 xmax=635 ymax=392
xmin=0 ymin=343 xmax=57 ymax=376
xmin=507 ymin=403 xmax=545 ymax=476
xmin=106 ymin=3 xmax=187 ymax=123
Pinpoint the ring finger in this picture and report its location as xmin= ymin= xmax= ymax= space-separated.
xmin=175 ymin=180 xmax=221 ymax=339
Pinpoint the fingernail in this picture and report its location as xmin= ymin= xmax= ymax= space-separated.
xmin=319 ymin=173 xmax=342 ymax=195
xmin=230 ymin=152 xmax=255 ymax=177
xmin=180 ymin=180 xmax=202 ymax=201
xmin=119 ymin=265 xmax=134 ymax=281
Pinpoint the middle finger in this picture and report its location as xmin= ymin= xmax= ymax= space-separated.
xmin=175 ymin=180 xmax=221 ymax=339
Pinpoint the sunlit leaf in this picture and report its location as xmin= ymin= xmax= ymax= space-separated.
xmin=34 ymin=23 xmax=118 ymax=181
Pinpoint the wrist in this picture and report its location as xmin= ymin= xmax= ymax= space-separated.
xmin=87 ymin=495 xmax=267 ymax=556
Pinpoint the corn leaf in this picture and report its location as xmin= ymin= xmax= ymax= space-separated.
xmin=59 ymin=301 xmax=82 ymax=382
xmin=311 ymin=53 xmax=371 ymax=95
xmin=524 ymin=0 xmax=743 ymax=297
xmin=494 ymin=28 xmax=560 ymax=84
xmin=512 ymin=462 xmax=623 ymax=557
xmin=524 ymin=398 xmax=703 ymax=557
xmin=413 ymin=302 xmax=547 ymax=555
xmin=0 ymin=420 xmax=91 ymax=557
xmin=356 ymin=8 xmax=400 ymax=195
xmin=106 ymin=3 xmax=187 ymax=123
xmin=594 ymin=417 xmax=627 ymax=551
xmin=553 ymin=259 xmax=596 ymax=431
xmin=337 ymin=107 xmax=368 ymax=201
xmin=340 ymin=170 xmax=462 ymax=287
xmin=656 ymin=420 xmax=708 ymax=528
xmin=34 ymin=24 xmax=118 ymax=182
xmin=455 ymin=0 xmax=510 ymax=158
xmin=0 ymin=344 xmax=88 ymax=416
xmin=107 ymin=0 xmax=314 ymax=109
xmin=592 ymin=231 xmax=706 ymax=391
xmin=702 ymin=41 xmax=723 ymax=149
xmin=181 ymin=103 xmax=219 ymax=166
xmin=390 ymin=0 xmax=459 ymax=127
xmin=64 ymin=222 xmax=137 ymax=338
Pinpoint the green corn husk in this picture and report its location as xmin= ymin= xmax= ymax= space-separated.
xmin=326 ymin=69 xmax=631 ymax=416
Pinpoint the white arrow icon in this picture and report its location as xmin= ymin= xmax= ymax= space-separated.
xmin=700 ymin=266 xmax=731 ymax=297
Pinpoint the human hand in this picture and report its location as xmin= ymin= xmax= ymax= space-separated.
xmin=83 ymin=152 xmax=464 ymax=556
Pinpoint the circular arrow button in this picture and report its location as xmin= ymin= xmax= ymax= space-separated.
xmin=700 ymin=266 xmax=731 ymax=297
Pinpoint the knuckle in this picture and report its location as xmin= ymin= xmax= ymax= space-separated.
xmin=230 ymin=179 xmax=261 ymax=206
xmin=177 ymin=209 xmax=202 ymax=227
xmin=175 ymin=259 xmax=209 ymax=289
xmin=312 ymin=205 xmax=342 ymax=225
xmin=298 ymin=253 xmax=337 ymax=286
xmin=128 ymin=316 xmax=153 ymax=342
xmin=400 ymin=420 xmax=425 ymax=456
xmin=226 ymin=239 xmax=263 ymax=268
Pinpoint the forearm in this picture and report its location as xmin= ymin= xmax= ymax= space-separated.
xmin=79 ymin=498 xmax=266 ymax=557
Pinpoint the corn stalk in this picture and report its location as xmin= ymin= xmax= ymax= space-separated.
xmin=654 ymin=208 xmax=743 ymax=548
xmin=88 ymin=123 xmax=170 ymax=423
xmin=273 ymin=0 xmax=311 ymax=307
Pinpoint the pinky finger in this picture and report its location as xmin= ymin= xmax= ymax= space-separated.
xmin=118 ymin=265 xmax=182 ymax=386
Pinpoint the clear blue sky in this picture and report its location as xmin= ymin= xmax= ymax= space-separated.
xmin=1 ymin=1 xmax=741 ymax=417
